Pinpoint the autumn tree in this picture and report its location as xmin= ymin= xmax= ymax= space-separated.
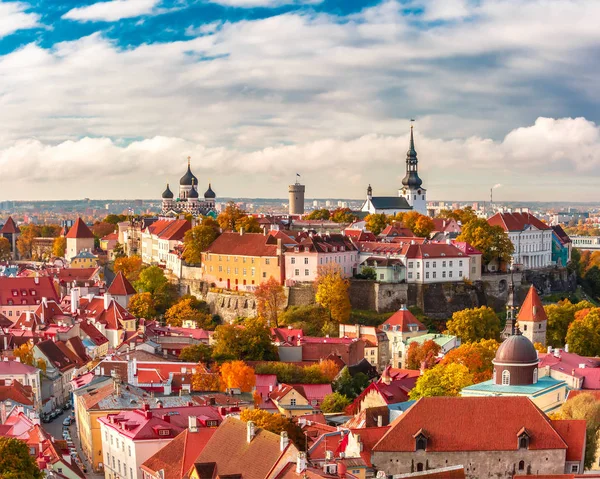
xmin=315 ymin=264 xmax=351 ymax=324
xmin=365 ymin=213 xmax=388 ymax=236
xmin=409 ymin=363 xmax=474 ymax=399
xmin=456 ymin=218 xmax=514 ymax=266
xmin=182 ymin=224 xmax=219 ymax=265
xmin=320 ymin=392 xmax=352 ymax=413
xmin=0 ymin=238 xmax=11 ymax=261
xmin=16 ymin=224 xmax=39 ymax=259
xmin=406 ymin=340 xmax=442 ymax=370
xmin=255 ymin=277 xmax=286 ymax=327
xmin=438 ymin=207 xmax=477 ymax=225
xmin=278 ymin=304 xmax=332 ymax=337
xmin=254 ymin=362 xmax=331 ymax=384
xmin=545 ymin=300 xmax=593 ymax=347
xmin=92 ymin=221 xmax=116 ymax=238
xmin=412 ymin=215 xmax=435 ymax=237
xmin=0 ymin=437 xmax=44 ymax=479
xmin=165 ymin=297 xmax=214 ymax=328
xmin=237 ymin=215 xmax=262 ymax=233
xmin=217 ymin=202 xmax=247 ymax=231
xmin=212 ymin=317 xmax=277 ymax=361
xmin=440 ymin=339 xmax=499 ymax=383
xmin=127 ymin=292 xmax=157 ymax=319
xmin=191 ymin=368 xmax=222 ymax=392
xmin=446 ymin=306 xmax=501 ymax=343
xmin=318 ymin=359 xmax=340 ymax=382
xmin=52 ymin=236 xmax=66 ymax=258
xmin=306 ymin=209 xmax=331 ymax=220
xmin=331 ymin=208 xmax=357 ymax=224
xmin=114 ymin=255 xmax=143 ymax=282
xmin=239 ymin=409 xmax=304 ymax=447
xmin=179 ymin=344 xmax=213 ymax=363
xmin=566 ymin=308 xmax=600 ymax=356
xmin=135 ymin=265 xmax=176 ymax=313
xmin=13 ymin=343 xmax=34 ymax=366
xmin=104 ymin=214 xmax=128 ymax=225
xmin=555 ymin=392 xmax=600 ymax=469
xmin=220 ymin=360 xmax=256 ymax=392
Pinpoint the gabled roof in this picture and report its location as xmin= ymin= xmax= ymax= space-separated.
xmin=517 ymin=286 xmax=548 ymax=323
xmin=551 ymin=419 xmax=586 ymax=462
xmin=0 ymin=217 xmax=20 ymax=234
xmin=487 ymin=212 xmax=551 ymax=232
xmin=204 ymin=232 xmax=279 ymax=257
xmin=76 ymin=296 xmax=135 ymax=330
xmin=108 ymin=271 xmax=136 ymax=296
xmin=0 ymin=276 xmax=59 ymax=306
xmin=65 ymin=218 xmax=95 ymax=239
xmin=382 ymin=307 xmax=426 ymax=332
xmin=380 ymin=224 xmax=415 ymax=238
xmin=0 ymin=379 xmax=34 ymax=406
xmin=0 ymin=359 xmax=39 ymax=375
xmin=141 ymin=427 xmax=216 ymax=479
xmin=451 ymin=241 xmax=482 ymax=256
xmin=405 ymin=243 xmax=466 ymax=259
xmin=35 ymin=339 xmax=77 ymax=372
xmin=373 ymin=397 xmax=569 ymax=453
xmin=369 ymin=197 xmax=411 ymax=210
xmin=79 ymin=320 xmax=109 ymax=346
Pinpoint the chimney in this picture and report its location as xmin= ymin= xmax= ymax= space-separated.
xmin=247 ymin=421 xmax=256 ymax=443
xmin=565 ymin=343 xmax=569 ymax=353
xmin=296 ymin=452 xmax=307 ymax=474
xmin=188 ymin=416 xmax=198 ymax=433
xmin=240 ymin=228 xmax=244 ymax=236
xmin=547 ymin=346 xmax=553 ymax=354
xmin=70 ymin=288 xmax=79 ymax=315
xmin=280 ymin=431 xmax=289 ymax=451
xmin=377 ymin=415 xmax=383 ymax=427
xmin=104 ymin=293 xmax=112 ymax=311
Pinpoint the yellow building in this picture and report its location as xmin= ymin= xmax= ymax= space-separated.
xmin=201 ymin=232 xmax=283 ymax=292
xmin=269 ymin=384 xmax=314 ymax=418
xmin=69 ymin=250 xmax=99 ymax=268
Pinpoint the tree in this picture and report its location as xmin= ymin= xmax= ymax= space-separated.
xmin=127 ymin=293 xmax=157 ymax=319
xmin=220 ymin=360 xmax=256 ymax=392
xmin=320 ymin=392 xmax=352 ymax=413
xmin=237 ymin=216 xmax=262 ymax=233
xmin=555 ymin=392 xmax=600 ymax=469
xmin=333 ymin=368 xmax=370 ymax=399
xmin=402 ymin=212 xmax=435 ymax=237
xmin=446 ymin=306 xmax=501 ymax=343
xmin=239 ymin=409 xmax=304 ymax=447
xmin=52 ymin=236 xmax=66 ymax=258
xmin=212 ymin=317 xmax=278 ymax=361
xmin=456 ymin=218 xmax=514 ymax=266
xmin=406 ymin=340 xmax=442 ymax=370
xmin=114 ymin=256 xmax=143 ymax=282
xmin=318 ymin=359 xmax=340 ymax=382
xmin=440 ymin=339 xmax=499 ymax=383
xmin=217 ymin=202 xmax=247 ymax=231
xmin=331 ymin=208 xmax=357 ymax=224
xmin=315 ymin=264 xmax=351 ymax=324
xmin=409 ymin=363 xmax=474 ymax=399
xmin=92 ymin=221 xmax=116 ymax=238
xmin=0 ymin=238 xmax=11 ymax=261
xmin=545 ymin=300 xmax=594 ymax=347
xmin=365 ymin=214 xmax=388 ymax=236
xmin=0 ymin=437 xmax=44 ymax=479
xmin=104 ymin=214 xmax=128 ymax=225
xmin=191 ymin=367 xmax=222 ymax=392
xmin=533 ymin=342 xmax=546 ymax=353
xmin=165 ymin=297 xmax=214 ymax=328
xmin=179 ymin=344 xmax=213 ymax=363
xmin=136 ymin=265 xmax=168 ymax=294
xmin=255 ymin=277 xmax=287 ymax=327
xmin=566 ymin=308 xmax=600 ymax=356
xmin=306 ymin=209 xmax=331 ymax=220
xmin=182 ymin=225 xmax=219 ymax=265
xmin=113 ymin=242 xmax=126 ymax=259
xmin=254 ymin=362 xmax=331 ymax=384
xmin=16 ymin=224 xmax=40 ymax=259
xmin=438 ymin=207 xmax=477 ymax=225
xmin=584 ymin=266 xmax=600 ymax=299
xmin=13 ymin=343 xmax=34 ymax=366
xmin=278 ymin=304 xmax=331 ymax=337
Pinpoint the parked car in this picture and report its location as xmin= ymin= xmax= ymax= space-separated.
xmin=42 ymin=414 xmax=50 ymax=423
xmin=63 ymin=401 xmax=72 ymax=410
xmin=49 ymin=411 xmax=58 ymax=420
xmin=56 ymin=408 xmax=64 ymax=416
xmin=62 ymin=417 xmax=72 ymax=426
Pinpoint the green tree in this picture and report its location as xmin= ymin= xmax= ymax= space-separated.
xmin=331 ymin=208 xmax=357 ymax=224
xmin=182 ymin=225 xmax=219 ymax=264
xmin=255 ymin=277 xmax=287 ymax=327
xmin=217 ymin=202 xmax=247 ymax=231
xmin=306 ymin=209 xmax=331 ymax=220
xmin=127 ymin=292 xmax=157 ymax=319
xmin=406 ymin=340 xmax=442 ymax=370
xmin=278 ymin=305 xmax=331 ymax=337
xmin=545 ymin=300 xmax=593 ymax=347
xmin=566 ymin=308 xmax=600 ymax=356
xmin=179 ymin=344 xmax=213 ymax=363
xmin=456 ymin=218 xmax=514 ymax=266
xmin=135 ymin=265 xmax=176 ymax=313
xmin=555 ymin=392 xmax=600 ymax=469
xmin=237 ymin=216 xmax=262 ymax=233
xmin=584 ymin=266 xmax=600 ymax=299
xmin=365 ymin=213 xmax=388 ymax=236
xmin=0 ymin=437 xmax=44 ymax=479
xmin=409 ymin=363 xmax=474 ymax=399
xmin=333 ymin=368 xmax=370 ymax=399
xmin=315 ymin=264 xmax=351 ymax=324
xmin=113 ymin=242 xmax=126 ymax=259
xmin=104 ymin=214 xmax=128 ymax=225
xmin=212 ymin=317 xmax=277 ymax=361
xmin=446 ymin=306 xmax=501 ymax=343
xmin=320 ymin=392 xmax=352 ymax=413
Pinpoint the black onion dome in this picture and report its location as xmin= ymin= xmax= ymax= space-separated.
xmin=188 ymin=184 xmax=199 ymax=198
xmin=204 ymin=183 xmax=216 ymax=199
xmin=162 ymin=183 xmax=174 ymax=199
xmin=493 ymin=334 xmax=538 ymax=365
xmin=180 ymin=159 xmax=198 ymax=186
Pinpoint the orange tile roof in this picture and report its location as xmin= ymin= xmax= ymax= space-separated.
xmin=65 ymin=218 xmax=95 ymax=239
xmin=551 ymin=419 xmax=586 ymax=462
xmin=107 ymin=271 xmax=136 ymax=296
xmin=517 ymin=286 xmax=548 ymax=323
xmin=205 ymin=232 xmax=279 ymax=257
xmin=0 ymin=217 xmax=20 ymax=234
xmin=487 ymin=212 xmax=551 ymax=232
xmin=383 ymin=308 xmax=426 ymax=332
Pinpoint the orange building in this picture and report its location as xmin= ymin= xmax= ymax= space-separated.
xmin=201 ymin=232 xmax=283 ymax=291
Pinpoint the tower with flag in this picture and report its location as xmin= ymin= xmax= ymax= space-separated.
xmin=288 ymin=174 xmax=305 ymax=215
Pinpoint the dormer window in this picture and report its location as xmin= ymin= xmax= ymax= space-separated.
xmin=518 ymin=429 xmax=530 ymax=449
xmin=414 ymin=429 xmax=428 ymax=451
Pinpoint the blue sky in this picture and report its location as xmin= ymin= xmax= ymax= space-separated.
xmin=0 ymin=0 xmax=599 ymax=201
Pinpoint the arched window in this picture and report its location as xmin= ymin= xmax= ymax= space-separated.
xmin=416 ymin=435 xmax=427 ymax=451
xmin=502 ymin=370 xmax=510 ymax=385
xmin=533 ymin=369 xmax=538 ymax=384
xmin=518 ymin=460 xmax=525 ymax=471
xmin=416 ymin=463 xmax=424 ymax=472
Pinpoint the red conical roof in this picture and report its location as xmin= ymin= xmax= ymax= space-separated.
xmin=517 ymin=286 xmax=548 ymax=323
xmin=0 ymin=216 xmax=20 ymax=234
xmin=108 ymin=271 xmax=136 ymax=296
xmin=65 ymin=218 xmax=94 ymax=239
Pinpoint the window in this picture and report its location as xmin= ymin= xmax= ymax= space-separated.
xmin=416 ymin=463 xmax=424 ymax=472
xmin=290 ymin=398 xmax=296 ymax=406
xmin=425 ymin=262 xmax=429 ymax=268
xmin=218 ymin=266 xmax=223 ymax=272
xmin=251 ymin=268 xmax=255 ymax=276
xmin=262 ymin=272 xmax=267 ymax=278
xmin=449 ymin=271 xmax=452 ymax=278
xmin=449 ymin=261 xmax=453 ymax=267
xmin=408 ymin=272 xmax=413 ymax=279
xmin=129 ymin=446 xmax=131 ymax=457
xmin=416 ymin=272 xmax=420 ymax=279
xmin=295 ymin=269 xmax=299 ymax=276
xmin=459 ymin=271 xmax=463 ymax=277
xmin=305 ymin=269 xmax=309 ymax=276
xmin=523 ymin=324 xmax=527 ymax=331
xmin=442 ymin=271 xmax=446 ymax=278
xmin=425 ymin=272 xmax=429 ymax=279
xmin=380 ymin=274 xmax=384 ymax=280
xmin=265 ymin=258 xmax=270 ymax=265
xmin=433 ymin=261 xmax=437 ymax=268
xmin=408 ymin=262 xmax=413 ymax=268
xmin=442 ymin=261 xmax=446 ymax=267
xmin=415 ymin=435 xmax=427 ymax=451
xmin=291 ymin=258 xmax=296 ymax=264
xmin=243 ymin=269 xmax=247 ymax=276
xmin=533 ymin=369 xmax=538 ymax=383
xmin=571 ymin=465 xmax=579 ymax=473
xmin=416 ymin=262 xmax=420 ymax=268
xmin=459 ymin=260 xmax=463 ymax=267
xmin=502 ymin=370 xmax=510 ymax=385
xmin=518 ymin=460 xmax=525 ymax=471
xmin=432 ymin=272 xmax=436 ymax=279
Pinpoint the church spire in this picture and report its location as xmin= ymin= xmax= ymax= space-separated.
xmin=401 ymin=123 xmax=422 ymax=188
xmin=502 ymin=267 xmax=519 ymax=338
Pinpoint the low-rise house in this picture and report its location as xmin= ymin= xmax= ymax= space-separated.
xmin=451 ymin=241 xmax=483 ymax=281
xmin=78 ymin=319 xmax=109 ymax=358
xmin=107 ymin=271 xmax=137 ymax=309
xmin=352 ymin=366 xmax=418 ymax=413
xmin=539 ymin=348 xmax=600 ymax=390
xmin=405 ymin=333 xmax=460 ymax=359
xmin=380 ymin=307 xmax=428 ymax=368
xmin=69 ymin=250 xmax=98 ymax=268
xmin=100 ymin=232 xmax=119 ymax=259
xmin=0 ymin=410 xmax=48 ymax=457
xmin=371 ymin=396 xmax=586 ymax=478
xmin=0 ymin=276 xmax=59 ymax=319
xmin=33 ymin=339 xmax=78 ymax=408
xmin=359 ymin=257 xmax=405 ymax=283
xmin=140 ymin=218 xmax=191 ymax=268
xmin=301 ymin=336 xmax=365 ymax=366
xmin=404 ymin=243 xmax=471 ymax=283
xmin=202 ymin=231 xmax=284 ymax=291
xmin=37 ymin=436 xmax=86 ymax=478
xmin=0 ymin=358 xmax=42 ymax=407
xmin=431 ymin=218 xmax=461 ymax=236
xmin=0 ymin=378 xmax=36 ymax=418
xmin=338 ymin=324 xmax=390 ymax=371
xmin=269 ymin=383 xmax=333 ymax=417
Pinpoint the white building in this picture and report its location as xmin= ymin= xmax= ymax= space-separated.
xmin=488 ymin=211 xmax=553 ymax=269
xmin=139 ymin=218 xmax=190 ymax=271
xmin=404 ymin=243 xmax=471 ymax=283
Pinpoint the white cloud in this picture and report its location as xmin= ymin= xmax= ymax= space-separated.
xmin=62 ymin=0 xmax=161 ymax=22
xmin=0 ymin=2 xmax=40 ymax=38
xmin=206 ymin=0 xmax=321 ymax=7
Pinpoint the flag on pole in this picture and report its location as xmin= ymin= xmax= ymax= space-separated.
xmin=296 ymin=173 xmax=301 ymax=177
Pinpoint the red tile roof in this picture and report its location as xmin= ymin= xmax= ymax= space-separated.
xmin=451 ymin=241 xmax=482 ymax=256
xmin=108 ymin=271 xmax=136 ymax=296
xmin=35 ymin=339 xmax=77 ymax=372
xmin=432 ymin=218 xmax=462 ymax=233
xmin=205 ymin=232 xmax=279 ymax=257
xmin=551 ymin=419 xmax=586 ymax=462
xmin=0 ymin=217 xmax=20 ymax=234
xmin=65 ymin=218 xmax=95 ymax=239
xmin=383 ymin=307 xmax=426 ymax=332
xmin=141 ymin=427 xmax=217 ymax=479
xmin=487 ymin=212 xmax=551 ymax=232
xmin=79 ymin=320 xmax=109 ymax=346
xmin=405 ymin=243 xmax=466 ymax=259
xmin=373 ymin=397 xmax=570 ymax=453
xmin=0 ymin=379 xmax=34 ymax=406
xmin=0 ymin=276 xmax=59 ymax=306
xmin=517 ymin=286 xmax=548 ymax=323
xmin=102 ymin=232 xmax=119 ymax=241
xmin=76 ymin=296 xmax=135 ymax=330
xmin=380 ymin=224 xmax=415 ymax=238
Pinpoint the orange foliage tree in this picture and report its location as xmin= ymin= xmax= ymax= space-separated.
xmin=220 ymin=360 xmax=256 ymax=392
xmin=318 ymin=359 xmax=340 ymax=382
xmin=440 ymin=339 xmax=499 ymax=383
xmin=114 ymin=255 xmax=143 ymax=282
xmin=255 ymin=276 xmax=287 ymax=327
xmin=191 ymin=364 xmax=223 ymax=392
xmin=406 ymin=340 xmax=441 ymax=370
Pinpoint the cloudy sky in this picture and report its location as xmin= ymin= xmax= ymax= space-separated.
xmin=0 ymin=0 xmax=599 ymax=201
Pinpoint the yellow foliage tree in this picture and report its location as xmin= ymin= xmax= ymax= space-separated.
xmin=182 ymin=225 xmax=219 ymax=265
xmin=191 ymin=366 xmax=223 ymax=392
xmin=365 ymin=214 xmax=388 ymax=236
xmin=114 ymin=255 xmax=143 ymax=282
xmin=315 ymin=264 xmax=351 ymax=324
xmin=0 ymin=237 xmax=11 ymax=261
xmin=52 ymin=237 xmax=66 ymax=258
xmin=255 ymin=277 xmax=286 ymax=327
xmin=318 ymin=359 xmax=340 ymax=382
xmin=409 ymin=363 xmax=474 ymax=399
xmin=239 ymin=409 xmax=303 ymax=446
xmin=165 ymin=297 xmax=211 ymax=328
xmin=127 ymin=292 xmax=157 ymax=319
xmin=445 ymin=306 xmax=501 ymax=343
xmin=220 ymin=360 xmax=256 ymax=392
xmin=14 ymin=343 xmax=34 ymax=366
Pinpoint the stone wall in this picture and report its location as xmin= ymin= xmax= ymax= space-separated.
xmin=287 ymin=284 xmax=316 ymax=307
xmin=205 ymin=291 xmax=258 ymax=324
xmin=523 ymin=267 xmax=576 ymax=294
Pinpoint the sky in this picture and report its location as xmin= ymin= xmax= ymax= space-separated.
xmin=0 ymin=0 xmax=600 ymax=202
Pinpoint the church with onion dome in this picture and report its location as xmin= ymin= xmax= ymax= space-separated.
xmin=160 ymin=157 xmax=217 ymax=217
